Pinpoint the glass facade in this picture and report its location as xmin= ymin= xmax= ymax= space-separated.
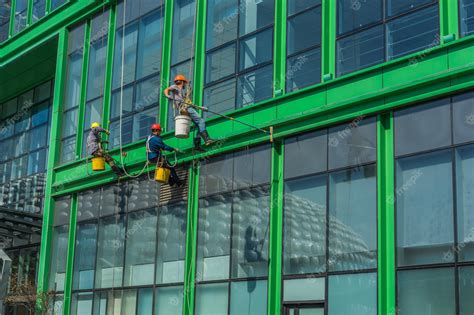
xmin=0 ymin=81 xmax=52 ymax=213
xmin=203 ymin=0 xmax=275 ymax=116
xmin=460 ymin=0 xmax=474 ymax=36
xmin=336 ymin=0 xmax=440 ymax=76
xmin=395 ymin=91 xmax=474 ymax=315
xmin=0 ymin=0 xmax=11 ymax=42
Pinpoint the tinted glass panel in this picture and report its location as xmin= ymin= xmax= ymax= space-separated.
xmin=239 ymin=29 xmax=273 ymax=70
xmin=286 ymin=48 xmax=322 ymax=92
xmin=195 ymin=283 xmax=229 ymax=315
xmin=328 ymin=273 xmax=377 ymax=315
xmin=72 ymin=223 xmax=98 ymax=290
xmin=206 ymin=44 xmax=236 ymax=83
xmin=206 ymin=0 xmax=238 ymax=49
xmin=229 ymin=280 xmax=267 ymax=315
xmin=155 ymin=286 xmax=184 ymax=315
xmin=459 ymin=266 xmax=474 ymax=315
xmin=203 ymin=79 xmax=236 ymax=116
xmin=387 ymin=0 xmax=433 ymax=16
xmin=337 ymin=0 xmax=382 ymax=35
xmin=283 ymin=278 xmax=325 ymax=301
xmin=136 ymin=10 xmax=163 ymax=79
xmin=460 ymin=0 xmax=474 ymax=36
xmin=238 ymin=0 xmax=274 ymax=35
xmin=171 ymin=0 xmax=196 ymax=65
xmin=453 ymin=92 xmax=474 ymax=144
xmin=236 ymin=65 xmax=273 ymax=107
xmin=288 ymin=0 xmax=321 ymax=15
xmin=288 ymin=7 xmax=321 ymax=55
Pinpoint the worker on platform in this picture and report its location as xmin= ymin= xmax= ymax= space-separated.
xmin=146 ymin=123 xmax=184 ymax=187
xmin=164 ymin=74 xmax=215 ymax=152
xmin=87 ymin=122 xmax=125 ymax=177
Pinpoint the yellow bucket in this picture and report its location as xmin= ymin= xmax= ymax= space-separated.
xmin=155 ymin=167 xmax=171 ymax=184
xmin=91 ymin=157 xmax=106 ymax=171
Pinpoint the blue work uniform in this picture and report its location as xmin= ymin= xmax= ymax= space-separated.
xmin=146 ymin=134 xmax=181 ymax=185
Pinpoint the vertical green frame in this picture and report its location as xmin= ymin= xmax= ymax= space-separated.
xmin=36 ymin=27 xmax=68 ymax=296
xmin=440 ymin=0 xmax=460 ymax=42
xmin=191 ymin=0 xmax=207 ymax=126
xmin=267 ymin=140 xmax=284 ymax=315
xmin=8 ymin=0 xmax=16 ymax=37
xmin=322 ymin=0 xmax=336 ymax=80
xmin=100 ymin=5 xmax=116 ymax=132
xmin=45 ymin=0 xmax=51 ymax=14
xmin=159 ymin=0 xmax=174 ymax=129
xmin=62 ymin=194 xmax=78 ymax=314
xmin=273 ymin=0 xmax=286 ymax=95
xmin=377 ymin=113 xmax=396 ymax=315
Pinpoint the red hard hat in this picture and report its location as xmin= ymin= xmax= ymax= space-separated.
xmin=151 ymin=123 xmax=162 ymax=131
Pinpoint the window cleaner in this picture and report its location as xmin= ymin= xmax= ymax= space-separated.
xmin=164 ymin=74 xmax=216 ymax=152
xmin=146 ymin=123 xmax=184 ymax=187
xmin=87 ymin=122 xmax=126 ymax=177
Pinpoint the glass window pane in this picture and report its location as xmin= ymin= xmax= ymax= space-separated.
xmin=14 ymin=0 xmax=27 ymax=34
xmin=328 ymin=273 xmax=377 ymax=315
xmin=286 ymin=48 xmax=321 ymax=92
xmin=283 ymin=278 xmax=325 ymax=302
xmin=387 ymin=5 xmax=440 ymax=60
xmin=204 ymin=79 xmax=236 ymax=117
xmin=124 ymin=209 xmax=157 ymax=286
xmin=230 ymin=280 xmax=267 ymax=315
xmin=239 ymin=29 xmax=272 ymax=70
xmin=284 ymin=130 xmax=327 ymax=179
xmin=329 ymin=165 xmax=377 ymax=271
xmin=199 ymin=153 xmax=234 ymax=196
xmin=288 ymin=0 xmax=321 ymax=15
xmin=127 ymin=177 xmax=159 ymax=212
xmin=456 ymin=145 xmax=474 ymax=262
xmin=54 ymin=197 xmax=71 ymax=226
xmin=155 ymin=286 xmax=184 ymax=315
xmin=395 ymin=99 xmax=451 ymax=156
xmin=73 ymin=223 xmax=98 ymax=290
xmin=328 ymin=117 xmax=376 ymax=170
xmin=288 ymin=7 xmax=321 ymax=55
xmin=206 ymin=0 xmax=238 ymax=49
xmin=51 ymin=0 xmax=66 ymax=10
xmin=233 ymin=145 xmax=271 ymax=189
xmin=195 ymin=283 xmax=229 ymax=315
xmin=71 ymin=292 xmax=94 ymax=315
xmin=237 ymin=65 xmax=273 ymax=108
xmin=27 ymin=148 xmax=47 ymax=175
xmin=137 ymin=288 xmax=153 ymax=315
xmin=110 ymin=87 xmax=134 ymax=120
xmin=231 ymin=188 xmax=270 ymax=278
xmin=34 ymin=81 xmax=51 ymax=103
xmin=32 ymin=0 xmax=46 ymax=22
xmin=113 ymin=23 xmax=138 ymax=89
xmin=459 ymin=266 xmax=474 ymax=315
xmin=197 ymin=194 xmax=231 ymax=281
xmin=109 ymin=117 xmax=133 ymax=149
xmin=337 ymin=25 xmax=384 ymax=76
xmin=453 ymin=92 xmax=474 ymax=144
xmin=171 ymin=0 xmax=196 ymax=65
xmin=398 ymin=268 xmax=455 ymax=315
xmin=337 ymin=0 xmax=382 ymax=35
xmin=135 ymin=76 xmax=160 ymax=108
xmin=460 ymin=0 xmax=474 ymax=37
xmin=87 ymin=36 xmax=108 ymax=101
xmin=137 ymin=10 xmax=164 ymax=79
xmin=239 ymin=0 xmax=274 ymax=35
xmin=387 ymin=0 xmax=434 ymax=17
xmin=121 ymin=290 xmax=137 ymax=315
xmin=31 ymin=101 xmax=50 ymax=127
xmin=396 ymin=151 xmax=454 ymax=266
xmin=60 ymin=137 xmax=76 ymax=163
xmin=156 ymin=203 xmax=187 ymax=284
xmin=133 ymin=107 xmax=158 ymax=142
xmin=284 ymin=175 xmax=326 ymax=275
xmin=95 ymin=215 xmax=125 ymax=288
xmin=206 ymin=44 xmax=236 ymax=83
xmin=49 ymin=225 xmax=69 ymax=292
xmin=64 ymin=53 xmax=84 ymax=110
xmin=83 ymin=98 xmax=103 ymax=134
xmin=77 ymin=189 xmax=100 ymax=221
xmin=0 ymin=0 xmax=11 ymax=42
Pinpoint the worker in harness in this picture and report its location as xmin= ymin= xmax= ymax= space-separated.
xmin=146 ymin=123 xmax=184 ymax=187
xmin=87 ymin=122 xmax=125 ymax=177
xmin=164 ymin=74 xmax=216 ymax=152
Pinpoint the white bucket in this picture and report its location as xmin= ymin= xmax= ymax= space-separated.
xmin=175 ymin=115 xmax=192 ymax=139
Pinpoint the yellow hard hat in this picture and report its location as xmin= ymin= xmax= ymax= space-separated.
xmin=91 ymin=122 xmax=100 ymax=129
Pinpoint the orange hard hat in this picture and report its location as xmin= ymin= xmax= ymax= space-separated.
xmin=151 ymin=123 xmax=162 ymax=131
xmin=174 ymin=74 xmax=188 ymax=83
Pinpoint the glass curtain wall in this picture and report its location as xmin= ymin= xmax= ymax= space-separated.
xmin=0 ymin=0 xmax=11 ymax=42
xmin=394 ymin=92 xmax=474 ymax=315
xmin=283 ymin=117 xmax=378 ymax=315
xmin=336 ymin=0 xmax=440 ymax=76
xmin=460 ymin=0 xmax=474 ymax=36
xmin=195 ymin=145 xmax=271 ymax=315
xmin=203 ymin=0 xmax=275 ymax=116
xmin=108 ymin=0 xmax=164 ymax=149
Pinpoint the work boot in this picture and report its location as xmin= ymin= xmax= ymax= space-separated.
xmin=201 ymin=130 xmax=217 ymax=146
xmin=193 ymin=137 xmax=206 ymax=152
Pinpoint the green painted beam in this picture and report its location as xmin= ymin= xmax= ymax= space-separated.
xmin=183 ymin=163 xmax=199 ymax=315
xmin=8 ymin=0 xmax=15 ymax=38
xmin=36 ymin=28 xmax=67 ymax=297
xmin=267 ymin=140 xmax=284 ymax=315
xmin=75 ymin=20 xmax=91 ymax=158
xmin=273 ymin=0 xmax=286 ymax=95
xmin=322 ymin=0 xmax=336 ymax=80
xmin=377 ymin=113 xmax=396 ymax=315
xmin=62 ymin=193 xmax=78 ymax=315
xmin=158 ymin=0 xmax=174 ymax=130
xmin=101 ymin=5 xmax=116 ymax=132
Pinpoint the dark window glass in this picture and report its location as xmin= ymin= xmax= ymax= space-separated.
xmin=236 ymin=65 xmax=273 ymax=108
xmin=288 ymin=7 xmax=321 ymax=55
xmin=206 ymin=0 xmax=238 ymax=49
xmin=239 ymin=29 xmax=273 ymax=71
xmin=0 ymin=0 xmax=11 ymax=42
xmin=203 ymin=79 xmax=236 ymax=118
xmin=171 ymin=0 xmax=196 ymax=65
xmin=285 ymin=130 xmax=327 ymax=179
xmin=387 ymin=0 xmax=434 ymax=16
xmin=13 ymin=0 xmax=27 ymax=34
xmin=286 ymin=48 xmax=322 ymax=92
xmin=72 ymin=223 xmax=98 ymax=290
xmin=206 ymin=44 xmax=236 ymax=83
xmin=460 ymin=0 xmax=474 ymax=36
xmin=337 ymin=0 xmax=382 ymax=35
xmin=238 ymin=0 xmax=274 ymax=36
xmin=288 ymin=0 xmax=321 ymax=15
xmin=32 ymin=0 xmax=46 ymax=22
xmin=459 ymin=266 xmax=474 ymax=315
xmin=51 ymin=0 xmax=67 ymax=10
xmin=452 ymin=92 xmax=474 ymax=144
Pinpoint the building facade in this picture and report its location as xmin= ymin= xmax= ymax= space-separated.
xmin=0 ymin=0 xmax=473 ymax=314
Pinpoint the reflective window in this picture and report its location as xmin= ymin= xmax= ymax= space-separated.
xmin=336 ymin=0 xmax=439 ymax=76
xmin=32 ymin=0 xmax=46 ymax=22
xmin=72 ymin=223 xmax=98 ymax=290
xmin=0 ymin=0 xmax=10 ymax=42
xmin=155 ymin=286 xmax=183 ymax=314
xmin=460 ymin=0 xmax=474 ymax=36
xmin=13 ymin=0 xmax=27 ymax=34
xmin=51 ymin=0 xmax=67 ymax=10
xmin=459 ymin=267 xmax=474 ymax=315
xmin=204 ymin=0 xmax=274 ymax=115
xmin=328 ymin=273 xmax=377 ymax=315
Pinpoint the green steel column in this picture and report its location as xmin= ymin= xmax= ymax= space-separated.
xmin=36 ymin=28 xmax=68 ymax=297
xmin=440 ymin=0 xmax=460 ymax=42
xmin=377 ymin=113 xmax=396 ymax=315
xmin=101 ymin=6 xmax=116 ymax=131
xmin=192 ymin=0 xmax=206 ymax=109
xmin=8 ymin=0 xmax=15 ymax=37
xmin=45 ymin=0 xmax=51 ymax=14
xmin=159 ymin=0 xmax=174 ymax=129
xmin=322 ymin=0 xmax=336 ymax=81
xmin=27 ymin=0 xmax=33 ymax=26
xmin=75 ymin=21 xmax=91 ymax=158
xmin=62 ymin=194 xmax=78 ymax=315
xmin=183 ymin=163 xmax=200 ymax=315
xmin=273 ymin=0 xmax=286 ymax=96
xmin=267 ymin=140 xmax=284 ymax=315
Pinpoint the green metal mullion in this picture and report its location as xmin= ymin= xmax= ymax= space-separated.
xmin=183 ymin=163 xmax=199 ymax=315
xmin=273 ymin=0 xmax=286 ymax=96
xmin=192 ymin=0 xmax=206 ymax=109
xmin=8 ymin=0 xmax=16 ymax=37
xmin=101 ymin=6 xmax=116 ymax=132
xmin=377 ymin=113 xmax=396 ymax=315
xmin=36 ymin=27 xmax=68 ymax=298
xmin=267 ymin=140 xmax=284 ymax=315
xmin=159 ymin=0 xmax=174 ymax=130
xmin=45 ymin=0 xmax=51 ymax=14
xmin=26 ymin=0 xmax=33 ymax=26
xmin=75 ymin=21 xmax=91 ymax=158
xmin=322 ymin=0 xmax=336 ymax=81
xmin=440 ymin=0 xmax=459 ymax=42
xmin=62 ymin=194 xmax=78 ymax=315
